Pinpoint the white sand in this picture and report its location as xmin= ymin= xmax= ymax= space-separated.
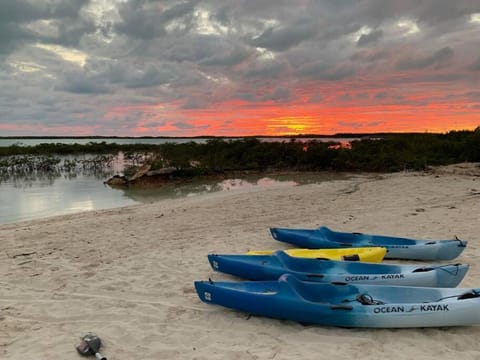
xmin=1 ymin=164 xmax=480 ymax=359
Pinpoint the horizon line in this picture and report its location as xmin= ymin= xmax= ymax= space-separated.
xmin=1 ymin=129 xmax=476 ymax=139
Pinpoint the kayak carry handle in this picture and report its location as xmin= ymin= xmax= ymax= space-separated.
xmin=457 ymin=290 xmax=480 ymax=300
xmin=412 ymin=267 xmax=434 ymax=273
xmin=330 ymin=304 xmax=353 ymax=311
xmin=306 ymin=274 xmax=325 ymax=278
xmin=454 ymin=236 xmax=467 ymax=247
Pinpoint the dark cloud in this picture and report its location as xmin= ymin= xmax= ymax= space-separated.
xmin=1 ymin=0 xmax=480 ymax=135
xmin=172 ymin=122 xmax=194 ymax=129
xmin=396 ymin=47 xmax=455 ymax=70
xmin=465 ymin=91 xmax=480 ymax=100
xmin=201 ymin=47 xmax=251 ymax=67
xmin=181 ymin=97 xmax=210 ymax=109
xmin=165 ymin=35 xmax=227 ymax=63
xmin=308 ymin=94 xmax=323 ymax=104
xmin=115 ymin=0 xmax=198 ymax=39
xmin=56 ymin=71 xmax=111 ymax=94
xmin=375 ymin=92 xmax=388 ymax=99
xmin=262 ymin=87 xmax=291 ymax=102
xmin=250 ymin=22 xmax=317 ymax=51
xmin=297 ymin=62 xmax=356 ymax=81
xmin=338 ymin=120 xmax=384 ymax=128
xmin=0 ymin=0 xmax=91 ymax=57
xmin=351 ymin=50 xmax=389 ymax=62
xmin=244 ymin=59 xmax=286 ymax=79
xmin=339 ymin=93 xmax=353 ymax=102
xmin=357 ymin=29 xmax=383 ymax=47
xmin=468 ymin=57 xmax=480 ymax=71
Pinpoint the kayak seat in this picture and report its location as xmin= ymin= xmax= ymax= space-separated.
xmin=342 ymin=254 xmax=360 ymax=261
xmin=279 ymin=274 xmax=357 ymax=303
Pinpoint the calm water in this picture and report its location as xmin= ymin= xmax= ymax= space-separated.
xmin=0 ymin=138 xmax=210 ymax=147
xmin=0 ymin=137 xmax=354 ymax=225
xmin=0 ymin=137 xmax=357 ymax=147
xmin=0 ymin=171 xmax=346 ymax=225
xmin=0 ymin=174 xmax=137 ymax=224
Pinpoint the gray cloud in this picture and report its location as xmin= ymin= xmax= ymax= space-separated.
xmin=172 ymin=122 xmax=197 ymax=129
xmin=250 ymin=22 xmax=317 ymax=51
xmin=55 ymin=71 xmax=111 ymax=94
xmin=201 ymin=46 xmax=251 ymax=67
xmin=338 ymin=120 xmax=384 ymax=128
xmin=244 ymin=59 xmax=286 ymax=79
xmin=396 ymin=47 xmax=455 ymax=70
xmin=1 ymin=0 xmax=480 ymax=135
xmin=297 ymin=62 xmax=356 ymax=81
xmin=351 ymin=50 xmax=389 ymax=62
xmin=468 ymin=57 xmax=480 ymax=71
xmin=0 ymin=0 xmax=91 ymax=57
xmin=308 ymin=94 xmax=323 ymax=104
xmin=262 ymin=87 xmax=291 ymax=102
xmin=375 ymin=92 xmax=388 ymax=99
xmin=115 ymin=0 xmax=198 ymax=39
xmin=357 ymin=29 xmax=384 ymax=47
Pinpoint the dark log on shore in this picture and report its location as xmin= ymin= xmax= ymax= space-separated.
xmin=104 ymin=166 xmax=178 ymax=187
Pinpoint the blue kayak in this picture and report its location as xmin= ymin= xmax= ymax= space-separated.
xmin=195 ymin=274 xmax=480 ymax=328
xmin=270 ymin=226 xmax=467 ymax=261
xmin=208 ymin=251 xmax=469 ymax=287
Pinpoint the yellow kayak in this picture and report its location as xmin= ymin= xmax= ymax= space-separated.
xmin=246 ymin=247 xmax=387 ymax=263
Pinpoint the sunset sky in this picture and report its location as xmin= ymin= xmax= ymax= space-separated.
xmin=1 ymin=0 xmax=480 ymax=137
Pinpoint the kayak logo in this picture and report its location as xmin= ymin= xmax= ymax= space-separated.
xmin=374 ymin=306 xmax=405 ymax=313
xmin=344 ymin=275 xmax=373 ymax=281
xmin=212 ymin=261 xmax=219 ymax=269
xmin=343 ymin=274 xmax=405 ymax=282
xmin=204 ymin=292 xmax=212 ymax=301
xmin=373 ymin=304 xmax=450 ymax=314
xmin=406 ymin=305 xmax=450 ymax=312
xmin=381 ymin=274 xmax=405 ymax=279
xmin=420 ymin=304 xmax=449 ymax=312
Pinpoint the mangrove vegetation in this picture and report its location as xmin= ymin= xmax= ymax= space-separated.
xmin=1 ymin=130 xmax=479 ymax=184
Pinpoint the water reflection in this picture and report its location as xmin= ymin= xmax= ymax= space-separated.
xmin=120 ymin=172 xmax=347 ymax=203
xmin=0 ymin=152 xmax=349 ymax=224
xmin=118 ymin=176 xmax=299 ymax=203
xmin=0 ymin=173 xmax=137 ymax=224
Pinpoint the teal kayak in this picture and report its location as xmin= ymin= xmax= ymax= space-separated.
xmin=270 ymin=226 xmax=467 ymax=261
xmin=195 ymin=274 xmax=480 ymax=328
xmin=208 ymin=251 xmax=469 ymax=287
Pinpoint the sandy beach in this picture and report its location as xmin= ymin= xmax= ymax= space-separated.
xmin=1 ymin=164 xmax=480 ymax=359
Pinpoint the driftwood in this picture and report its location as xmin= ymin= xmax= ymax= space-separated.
xmin=104 ymin=166 xmax=177 ymax=187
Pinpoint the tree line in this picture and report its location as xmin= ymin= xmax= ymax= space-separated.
xmin=1 ymin=129 xmax=479 ymax=176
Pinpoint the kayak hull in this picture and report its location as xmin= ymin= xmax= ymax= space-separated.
xmin=208 ymin=251 xmax=469 ymax=287
xmin=195 ymin=274 xmax=480 ymax=328
xmin=270 ymin=226 xmax=467 ymax=261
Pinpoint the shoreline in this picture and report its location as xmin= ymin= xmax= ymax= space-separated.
xmin=1 ymin=169 xmax=354 ymax=226
xmin=1 ymin=164 xmax=480 ymax=359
